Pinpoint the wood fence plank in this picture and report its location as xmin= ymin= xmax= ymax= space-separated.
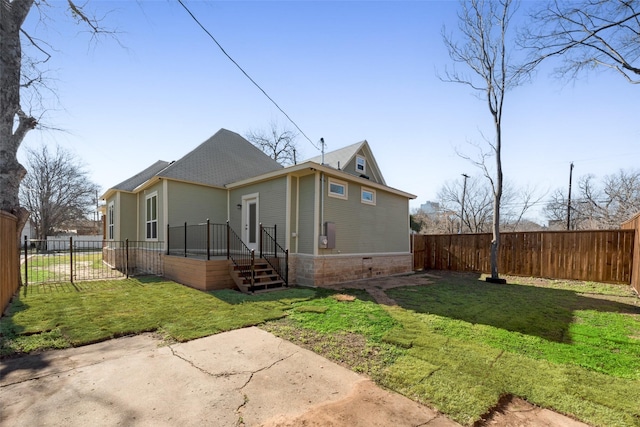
xmin=412 ymin=229 xmax=635 ymax=284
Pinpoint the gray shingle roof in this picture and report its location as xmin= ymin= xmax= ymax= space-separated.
xmin=156 ymin=129 xmax=283 ymax=187
xmin=112 ymin=160 xmax=171 ymax=192
xmin=305 ymin=141 xmax=364 ymax=170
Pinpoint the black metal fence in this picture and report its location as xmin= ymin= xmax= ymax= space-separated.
xmin=21 ymin=238 xmax=163 ymax=285
xmin=167 ymin=220 xmax=228 ymax=259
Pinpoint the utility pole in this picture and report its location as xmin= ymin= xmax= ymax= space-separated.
xmin=567 ymin=162 xmax=574 ymax=230
xmin=460 ymin=173 xmax=469 ymax=234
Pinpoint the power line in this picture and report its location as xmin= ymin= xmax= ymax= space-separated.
xmin=176 ymin=0 xmax=319 ymax=151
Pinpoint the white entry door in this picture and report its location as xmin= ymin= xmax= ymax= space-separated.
xmin=242 ymin=194 xmax=259 ymax=251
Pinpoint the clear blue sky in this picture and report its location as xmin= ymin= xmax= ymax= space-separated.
xmin=18 ymin=1 xmax=639 ymax=223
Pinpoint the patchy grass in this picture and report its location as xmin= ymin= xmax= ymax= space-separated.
xmin=0 ymin=278 xmax=315 ymax=356
xmin=2 ymin=273 xmax=639 ymax=426
xmin=263 ymin=274 xmax=640 ymax=427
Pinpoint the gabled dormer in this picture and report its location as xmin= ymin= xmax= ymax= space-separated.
xmin=306 ymin=140 xmax=386 ymax=185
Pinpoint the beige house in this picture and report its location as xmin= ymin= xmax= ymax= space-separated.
xmin=102 ymin=129 xmax=415 ymax=290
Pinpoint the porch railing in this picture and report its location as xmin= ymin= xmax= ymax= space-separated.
xmin=227 ymin=222 xmax=255 ymax=292
xmin=260 ymin=224 xmax=288 ymax=286
xmin=167 ymin=220 xmax=227 ymax=259
xmin=166 ymin=220 xmax=288 ymax=290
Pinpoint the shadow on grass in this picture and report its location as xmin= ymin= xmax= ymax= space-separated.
xmin=19 ymin=278 xmax=151 ymax=295
xmin=210 ymin=286 xmax=325 ymax=304
xmin=387 ymin=274 xmax=640 ymax=343
xmin=0 ymin=299 xmax=50 ymax=383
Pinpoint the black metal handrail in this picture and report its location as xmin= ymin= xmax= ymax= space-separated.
xmin=260 ymin=223 xmax=288 ymax=286
xmin=227 ymin=221 xmax=255 ymax=291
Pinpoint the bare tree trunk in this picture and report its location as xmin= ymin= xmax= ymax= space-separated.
xmin=490 ymin=119 xmax=502 ymax=280
xmin=1 ymin=0 xmax=36 ymax=267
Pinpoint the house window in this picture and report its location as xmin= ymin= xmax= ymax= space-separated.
xmin=356 ymin=155 xmax=366 ymax=174
xmin=145 ymin=193 xmax=158 ymax=240
xmin=107 ymin=202 xmax=115 ymax=240
xmin=328 ymin=178 xmax=348 ymax=200
xmin=361 ymin=187 xmax=376 ymax=205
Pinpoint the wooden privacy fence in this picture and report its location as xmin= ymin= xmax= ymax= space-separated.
xmin=413 ymin=229 xmax=635 ymax=284
xmin=1 ymin=211 xmax=19 ymax=314
xmin=621 ymin=213 xmax=640 ymax=293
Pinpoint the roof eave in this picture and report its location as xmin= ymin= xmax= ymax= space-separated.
xmin=227 ymin=161 xmax=416 ymax=199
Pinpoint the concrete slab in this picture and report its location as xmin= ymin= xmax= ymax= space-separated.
xmin=0 ymin=328 xmax=457 ymax=427
xmin=0 ymin=327 xmax=590 ymax=427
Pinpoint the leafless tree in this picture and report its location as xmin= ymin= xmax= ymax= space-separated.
xmin=438 ymin=176 xmax=493 ymax=233
xmin=523 ymin=0 xmax=640 ymax=84
xmin=245 ymin=121 xmax=299 ymax=166
xmin=437 ymin=176 xmax=543 ymax=233
xmin=412 ymin=208 xmax=458 ymax=235
xmin=0 ymin=1 xmax=113 ymax=249
xmin=544 ymin=169 xmax=640 ymax=229
xmin=19 ymin=144 xmax=100 ymax=240
xmin=500 ymin=184 xmax=546 ymax=231
xmin=442 ymin=0 xmax=531 ymax=280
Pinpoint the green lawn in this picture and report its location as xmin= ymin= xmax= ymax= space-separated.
xmin=1 ymin=274 xmax=639 ymax=426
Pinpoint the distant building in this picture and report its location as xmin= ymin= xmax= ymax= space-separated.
xmin=419 ymin=201 xmax=440 ymax=214
xmin=19 ymin=220 xmax=35 ymax=245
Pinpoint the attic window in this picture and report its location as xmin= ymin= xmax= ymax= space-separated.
xmin=356 ymin=155 xmax=366 ymax=174
xmin=328 ymin=178 xmax=348 ymax=200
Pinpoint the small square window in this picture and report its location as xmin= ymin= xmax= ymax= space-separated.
xmin=356 ymin=155 xmax=366 ymax=174
xmin=361 ymin=187 xmax=376 ymax=205
xmin=328 ymin=178 xmax=348 ymax=200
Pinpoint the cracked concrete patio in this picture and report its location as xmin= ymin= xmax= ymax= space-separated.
xmin=0 ymin=327 xmax=458 ymax=426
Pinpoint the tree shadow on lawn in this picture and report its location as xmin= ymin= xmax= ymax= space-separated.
xmin=0 ymin=298 xmax=55 ymax=380
xmin=210 ymin=286 xmax=330 ymax=305
xmin=387 ymin=274 xmax=640 ymax=343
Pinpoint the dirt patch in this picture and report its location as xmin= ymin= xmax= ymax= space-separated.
xmin=331 ymin=293 xmax=356 ymax=302
xmin=479 ymin=395 xmax=588 ymax=427
xmin=257 ymin=379 xmax=457 ymax=427
xmin=325 ymin=273 xmax=436 ymax=305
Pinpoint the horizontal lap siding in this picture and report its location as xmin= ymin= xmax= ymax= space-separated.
xmin=168 ymin=181 xmax=227 ymax=226
xmin=297 ymin=175 xmax=316 ymax=255
xmin=322 ymin=179 xmax=409 ymax=254
xmin=413 ymin=230 xmax=634 ymax=284
xmin=229 ymin=177 xmax=287 ymax=245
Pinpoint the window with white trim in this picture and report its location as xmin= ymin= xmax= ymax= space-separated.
xmin=145 ymin=192 xmax=158 ymax=240
xmin=356 ymin=155 xmax=366 ymax=174
xmin=328 ymin=178 xmax=348 ymax=200
xmin=107 ymin=202 xmax=115 ymax=240
xmin=361 ymin=187 xmax=376 ymax=205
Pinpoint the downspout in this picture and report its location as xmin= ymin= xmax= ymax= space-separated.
xmin=320 ymin=138 xmax=325 ymax=238
xmin=162 ymin=179 xmax=169 ymax=251
xmin=226 ymin=187 xmax=230 ymax=222
xmin=133 ymin=192 xmax=137 ymax=241
xmin=320 ymin=172 xmax=324 ymax=236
